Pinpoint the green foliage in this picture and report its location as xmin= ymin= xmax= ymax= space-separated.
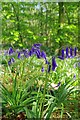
xmin=2 ymin=2 xmax=79 ymax=52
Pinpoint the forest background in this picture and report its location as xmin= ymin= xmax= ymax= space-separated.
xmin=1 ymin=2 xmax=80 ymax=55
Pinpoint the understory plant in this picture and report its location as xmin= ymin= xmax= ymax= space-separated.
xmin=0 ymin=44 xmax=79 ymax=119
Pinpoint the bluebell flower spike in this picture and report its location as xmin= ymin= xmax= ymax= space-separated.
xmin=41 ymin=51 xmax=46 ymax=59
xmin=45 ymin=59 xmax=50 ymax=64
xmin=29 ymin=46 xmax=41 ymax=58
xmin=18 ymin=52 xmax=21 ymax=59
xmin=62 ymin=49 xmax=64 ymax=58
xmin=53 ymin=82 xmax=61 ymax=89
xmin=74 ymin=47 xmax=77 ymax=56
xmin=66 ymin=47 xmax=69 ymax=58
xmin=24 ymin=50 xmax=29 ymax=58
xmin=8 ymin=59 xmax=11 ymax=66
xmin=73 ymin=74 xmax=76 ymax=79
xmin=41 ymin=66 xmax=44 ymax=72
xmin=70 ymin=47 xmax=73 ymax=56
xmin=28 ymin=50 xmax=32 ymax=56
xmin=8 ymin=47 xmax=14 ymax=55
xmin=58 ymin=49 xmax=64 ymax=60
xmin=48 ymin=64 xmax=51 ymax=73
xmin=36 ymin=50 xmax=41 ymax=59
xmin=33 ymin=43 xmax=42 ymax=48
xmin=8 ymin=58 xmax=15 ymax=66
xmin=34 ymin=48 xmax=40 ymax=58
xmin=52 ymin=57 xmax=57 ymax=71
xmin=56 ymin=82 xmax=61 ymax=87
xmin=11 ymin=57 xmax=15 ymax=62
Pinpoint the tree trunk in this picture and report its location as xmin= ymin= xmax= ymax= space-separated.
xmin=78 ymin=2 xmax=80 ymax=50
xmin=45 ymin=4 xmax=48 ymax=47
xmin=58 ymin=2 xmax=64 ymax=55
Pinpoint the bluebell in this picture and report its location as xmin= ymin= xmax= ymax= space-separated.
xmin=52 ymin=57 xmax=57 ymax=71
xmin=8 ymin=57 xmax=15 ymax=65
xmin=8 ymin=47 xmax=14 ymax=55
xmin=41 ymin=66 xmax=44 ymax=72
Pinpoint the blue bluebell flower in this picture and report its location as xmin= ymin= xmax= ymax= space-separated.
xmin=47 ymin=64 xmax=51 ymax=73
xmin=45 ymin=59 xmax=50 ymax=64
xmin=18 ymin=52 xmax=21 ymax=59
xmin=56 ymin=82 xmax=61 ymax=87
xmin=53 ymin=82 xmax=61 ymax=89
xmin=58 ymin=49 xmax=64 ymax=60
xmin=41 ymin=51 xmax=46 ymax=59
xmin=8 ymin=47 xmax=14 ymax=55
xmin=8 ymin=57 xmax=15 ymax=66
xmin=73 ymin=74 xmax=76 ymax=79
xmin=52 ymin=57 xmax=57 ymax=71
xmin=41 ymin=66 xmax=44 ymax=72
xmin=58 ymin=56 xmax=64 ymax=60
xmin=33 ymin=43 xmax=42 ymax=49
xmin=8 ymin=59 xmax=11 ymax=65
xmin=29 ymin=47 xmax=37 ymax=56
xmin=23 ymin=49 xmax=29 ymax=58
xmin=29 ymin=47 xmax=41 ymax=58
xmin=28 ymin=44 xmax=47 ymax=60
xmin=66 ymin=47 xmax=69 ymax=58
xmin=31 ymin=46 xmax=35 ymax=52
xmin=11 ymin=57 xmax=15 ymax=62
xmin=28 ymin=50 xmax=33 ymax=56
xmin=50 ymin=82 xmax=61 ymax=89
xmin=62 ymin=49 xmax=64 ymax=58
xmin=41 ymin=51 xmax=49 ymax=64
xmin=35 ymin=50 xmax=41 ymax=59
xmin=70 ymin=47 xmax=73 ymax=56
xmin=28 ymin=47 xmax=34 ymax=57
xmin=74 ymin=47 xmax=77 ymax=56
